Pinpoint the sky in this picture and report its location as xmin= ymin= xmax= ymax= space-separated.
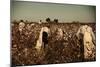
xmin=11 ymin=1 xmax=96 ymax=23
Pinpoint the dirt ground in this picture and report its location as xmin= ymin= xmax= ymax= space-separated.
xmin=11 ymin=22 xmax=96 ymax=66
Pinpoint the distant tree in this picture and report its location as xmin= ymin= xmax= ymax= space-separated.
xmin=54 ymin=19 xmax=58 ymax=23
xmin=40 ymin=20 xmax=42 ymax=22
xmin=25 ymin=20 xmax=28 ymax=23
xmin=39 ymin=20 xmax=42 ymax=24
xmin=20 ymin=19 xmax=24 ymax=22
xmin=46 ymin=18 xmax=51 ymax=23
xmin=72 ymin=21 xmax=79 ymax=23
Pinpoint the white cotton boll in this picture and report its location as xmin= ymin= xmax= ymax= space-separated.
xmin=39 ymin=21 xmax=41 ymax=24
xmin=31 ymin=23 xmax=35 ymax=26
xmin=66 ymin=32 xmax=68 ymax=36
xmin=56 ymin=28 xmax=63 ymax=40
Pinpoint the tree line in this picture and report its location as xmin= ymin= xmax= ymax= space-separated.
xmin=46 ymin=17 xmax=58 ymax=23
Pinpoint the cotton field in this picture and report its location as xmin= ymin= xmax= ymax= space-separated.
xmin=11 ymin=22 xmax=96 ymax=66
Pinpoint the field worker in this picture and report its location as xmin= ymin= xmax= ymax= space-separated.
xmin=18 ymin=20 xmax=25 ymax=34
xmin=35 ymin=27 xmax=50 ymax=51
xmin=56 ymin=28 xmax=63 ymax=40
xmin=76 ymin=25 xmax=95 ymax=59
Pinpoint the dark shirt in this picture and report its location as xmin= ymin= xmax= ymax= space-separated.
xmin=42 ymin=32 xmax=48 ymax=44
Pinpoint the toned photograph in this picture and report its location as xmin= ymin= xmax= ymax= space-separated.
xmin=11 ymin=0 xmax=96 ymax=66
